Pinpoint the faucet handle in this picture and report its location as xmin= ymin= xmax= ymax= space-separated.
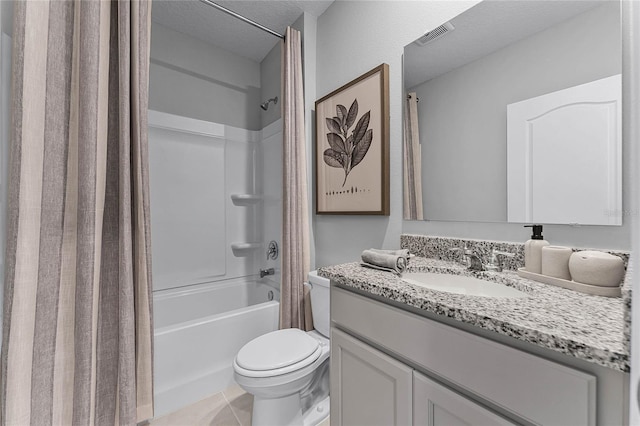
xmin=493 ymin=249 xmax=515 ymax=258
xmin=485 ymin=250 xmax=501 ymax=272
xmin=486 ymin=249 xmax=516 ymax=272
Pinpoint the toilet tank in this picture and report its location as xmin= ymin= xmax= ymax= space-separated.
xmin=308 ymin=271 xmax=330 ymax=337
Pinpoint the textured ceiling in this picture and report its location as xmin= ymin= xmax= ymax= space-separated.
xmin=152 ymin=0 xmax=334 ymax=63
xmin=404 ymin=1 xmax=607 ymax=89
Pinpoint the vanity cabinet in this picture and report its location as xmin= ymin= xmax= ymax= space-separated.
xmin=413 ymin=371 xmax=515 ymax=426
xmin=331 ymin=326 xmax=515 ymax=426
xmin=330 ymin=328 xmax=412 ymax=425
xmin=329 ymin=286 xmax=619 ymax=426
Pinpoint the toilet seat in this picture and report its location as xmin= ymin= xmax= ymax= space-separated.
xmin=235 ymin=329 xmax=322 ymax=378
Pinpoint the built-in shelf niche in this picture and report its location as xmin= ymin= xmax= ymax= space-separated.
xmin=230 ymin=194 xmax=262 ymax=206
xmin=230 ymin=242 xmax=262 ymax=258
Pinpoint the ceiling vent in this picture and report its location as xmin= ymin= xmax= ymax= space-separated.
xmin=415 ymin=22 xmax=455 ymax=46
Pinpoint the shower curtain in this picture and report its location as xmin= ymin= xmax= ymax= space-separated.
xmin=403 ymin=92 xmax=423 ymax=220
xmin=281 ymin=27 xmax=313 ymax=331
xmin=1 ymin=1 xmax=154 ymax=424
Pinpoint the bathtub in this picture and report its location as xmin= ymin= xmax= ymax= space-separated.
xmin=153 ymin=277 xmax=280 ymax=417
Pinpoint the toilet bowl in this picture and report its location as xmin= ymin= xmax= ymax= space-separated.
xmin=233 ymin=271 xmax=330 ymax=426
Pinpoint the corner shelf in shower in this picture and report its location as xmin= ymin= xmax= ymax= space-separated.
xmin=230 ymin=242 xmax=261 ymax=257
xmin=230 ymin=194 xmax=262 ymax=206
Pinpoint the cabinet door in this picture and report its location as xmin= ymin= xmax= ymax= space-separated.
xmin=413 ymin=372 xmax=516 ymax=426
xmin=331 ymin=328 xmax=412 ymax=426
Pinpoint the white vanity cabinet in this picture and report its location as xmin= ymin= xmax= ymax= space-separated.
xmin=330 ymin=285 xmax=627 ymax=426
xmin=330 ymin=328 xmax=412 ymax=425
xmin=331 ymin=326 xmax=516 ymax=426
xmin=413 ymin=371 xmax=516 ymax=426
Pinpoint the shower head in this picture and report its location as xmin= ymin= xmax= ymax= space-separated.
xmin=260 ymin=96 xmax=278 ymax=111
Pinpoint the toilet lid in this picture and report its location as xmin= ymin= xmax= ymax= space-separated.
xmin=236 ymin=328 xmax=320 ymax=371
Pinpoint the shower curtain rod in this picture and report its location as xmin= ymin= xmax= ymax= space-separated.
xmin=199 ymin=0 xmax=285 ymax=40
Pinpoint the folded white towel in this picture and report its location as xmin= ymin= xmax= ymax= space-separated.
xmin=360 ymin=262 xmax=402 ymax=275
xmin=361 ymin=249 xmax=408 ymax=274
xmin=368 ymin=248 xmax=410 ymax=261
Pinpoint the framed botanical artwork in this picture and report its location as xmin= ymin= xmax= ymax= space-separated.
xmin=315 ymin=64 xmax=390 ymax=215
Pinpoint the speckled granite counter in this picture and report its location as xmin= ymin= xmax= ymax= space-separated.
xmin=318 ymin=256 xmax=629 ymax=372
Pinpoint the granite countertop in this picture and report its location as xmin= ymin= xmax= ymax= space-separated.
xmin=318 ymin=256 xmax=629 ymax=372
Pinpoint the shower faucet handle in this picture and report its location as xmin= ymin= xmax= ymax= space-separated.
xmin=267 ymin=240 xmax=279 ymax=260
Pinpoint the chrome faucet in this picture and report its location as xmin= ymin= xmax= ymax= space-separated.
xmin=465 ymin=250 xmax=485 ymax=271
xmin=463 ymin=248 xmax=516 ymax=272
xmin=260 ymin=268 xmax=275 ymax=278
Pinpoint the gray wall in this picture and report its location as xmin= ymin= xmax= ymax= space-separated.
xmin=412 ymin=2 xmax=620 ymax=223
xmin=314 ymin=1 xmax=478 ymax=267
xmin=313 ymin=1 xmax=630 ymax=269
xmin=260 ymin=42 xmax=281 ymax=128
xmin=149 ymin=23 xmax=262 ymax=130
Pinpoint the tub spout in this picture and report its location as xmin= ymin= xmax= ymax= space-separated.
xmin=260 ymin=268 xmax=275 ymax=278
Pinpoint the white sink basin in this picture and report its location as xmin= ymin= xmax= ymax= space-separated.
xmin=402 ymin=272 xmax=527 ymax=298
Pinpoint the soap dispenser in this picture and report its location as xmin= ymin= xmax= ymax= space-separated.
xmin=524 ymin=224 xmax=549 ymax=274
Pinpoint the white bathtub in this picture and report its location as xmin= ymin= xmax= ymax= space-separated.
xmin=153 ymin=277 xmax=280 ymax=417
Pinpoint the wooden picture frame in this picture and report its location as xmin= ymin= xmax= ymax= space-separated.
xmin=315 ymin=64 xmax=390 ymax=215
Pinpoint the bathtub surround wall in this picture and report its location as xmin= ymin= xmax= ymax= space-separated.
xmin=258 ymin=36 xmax=282 ymax=287
xmin=259 ymin=119 xmax=283 ymax=288
xmin=148 ymin=111 xmax=267 ymax=290
xmin=149 ymin=21 xmax=284 ymax=292
xmin=1 ymin=1 xmax=154 ymax=423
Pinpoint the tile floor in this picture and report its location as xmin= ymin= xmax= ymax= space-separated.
xmin=149 ymin=384 xmax=330 ymax=426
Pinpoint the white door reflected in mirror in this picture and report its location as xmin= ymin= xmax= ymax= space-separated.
xmin=507 ymin=75 xmax=622 ymax=226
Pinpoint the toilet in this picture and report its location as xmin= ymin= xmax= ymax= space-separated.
xmin=233 ymin=271 xmax=331 ymax=426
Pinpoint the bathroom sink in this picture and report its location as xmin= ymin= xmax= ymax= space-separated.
xmin=402 ymin=272 xmax=527 ymax=298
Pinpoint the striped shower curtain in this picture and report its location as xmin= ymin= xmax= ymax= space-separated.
xmin=1 ymin=0 xmax=154 ymax=424
xmin=403 ymin=92 xmax=423 ymax=220
xmin=281 ymin=27 xmax=313 ymax=331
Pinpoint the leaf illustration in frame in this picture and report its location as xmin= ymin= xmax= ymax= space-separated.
xmin=352 ymin=111 xmax=371 ymax=145
xmin=323 ymin=149 xmax=345 ymax=168
xmin=345 ymin=99 xmax=358 ymax=129
xmin=351 ymin=129 xmax=373 ymax=168
xmin=326 ymin=133 xmax=346 ymax=154
xmin=325 ymin=117 xmax=342 ymax=135
xmin=336 ymin=104 xmax=347 ymax=126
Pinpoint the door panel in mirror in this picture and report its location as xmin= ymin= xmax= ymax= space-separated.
xmin=403 ymin=0 xmax=621 ymax=224
xmin=507 ymin=75 xmax=622 ymax=225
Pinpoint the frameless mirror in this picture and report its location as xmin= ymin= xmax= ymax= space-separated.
xmin=403 ymin=0 xmax=622 ymax=225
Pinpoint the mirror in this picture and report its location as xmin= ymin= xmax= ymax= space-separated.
xmin=403 ymin=0 xmax=622 ymax=225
